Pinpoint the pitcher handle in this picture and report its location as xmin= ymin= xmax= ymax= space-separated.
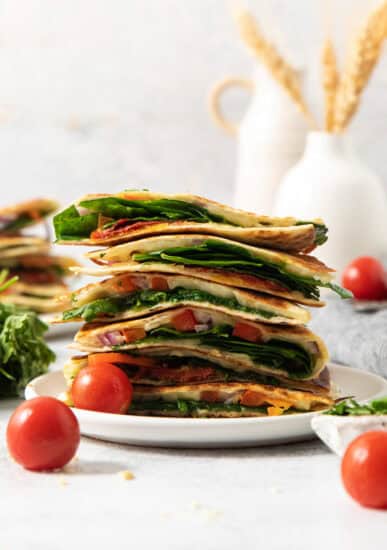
xmin=209 ymin=77 xmax=254 ymax=135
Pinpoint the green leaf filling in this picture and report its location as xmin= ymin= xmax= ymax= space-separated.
xmin=0 ymin=304 xmax=55 ymax=397
xmin=133 ymin=239 xmax=351 ymax=301
xmin=130 ymin=399 xmax=269 ymax=416
xmin=53 ymin=195 xmax=328 ymax=249
xmin=325 ymin=397 xmax=387 ymax=416
xmin=54 ymin=197 xmax=230 ymax=240
xmin=62 ymin=287 xmax=278 ymax=322
xmin=111 ymin=325 xmax=315 ymax=379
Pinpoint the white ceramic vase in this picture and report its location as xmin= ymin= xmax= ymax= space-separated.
xmin=210 ymin=66 xmax=308 ymax=214
xmin=274 ymin=131 xmax=387 ymax=277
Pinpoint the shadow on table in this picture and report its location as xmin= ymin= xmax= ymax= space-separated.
xmin=82 ymin=435 xmax=331 ymax=460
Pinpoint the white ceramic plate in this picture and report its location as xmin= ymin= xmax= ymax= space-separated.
xmin=40 ymin=314 xmax=79 ymax=340
xmin=25 ymin=364 xmax=387 ymax=448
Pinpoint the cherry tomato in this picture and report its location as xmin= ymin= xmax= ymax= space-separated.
xmin=71 ymin=363 xmax=133 ymax=414
xmin=232 ymin=322 xmax=262 ymax=343
xmin=171 ymin=309 xmax=196 ymax=332
xmin=342 ymin=256 xmax=387 ymax=300
xmin=341 ymin=430 xmax=387 ymax=509
xmin=7 ymin=397 xmax=80 ymax=471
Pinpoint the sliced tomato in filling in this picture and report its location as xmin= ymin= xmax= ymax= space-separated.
xmin=111 ymin=275 xmax=138 ymax=294
xmin=135 ymin=366 xmax=217 ymax=384
xmin=122 ymin=328 xmax=146 ymax=343
xmin=90 ymin=220 xmax=160 ymax=240
xmin=171 ymin=309 xmax=197 ymax=332
xmin=200 ymin=390 xmax=221 ymax=403
xmin=151 ymin=276 xmax=169 ymax=291
xmin=13 ymin=269 xmax=61 ymax=285
xmin=88 ymin=353 xmax=157 ymax=369
xmin=239 ymin=390 xmax=265 ymax=407
xmin=232 ymin=322 xmax=263 ymax=343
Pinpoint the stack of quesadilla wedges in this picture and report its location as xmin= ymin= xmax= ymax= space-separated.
xmin=0 ymin=199 xmax=79 ymax=312
xmin=54 ymin=190 xmax=351 ymax=417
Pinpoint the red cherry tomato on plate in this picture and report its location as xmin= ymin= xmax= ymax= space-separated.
xmin=71 ymin=363 xmax=133 ymax=414
xmin=341 ymin=430 xmax=387 ymax=509
xmin=342 ymin=256 xmax=387 ymax=300
xmin=7 ymin=397 xmax=80 ymax=471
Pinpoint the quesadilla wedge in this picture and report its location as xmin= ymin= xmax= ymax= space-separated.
xmin=0 ymin=237 xmax=50 ymax=260
xmin=72 ymin=307 xmax=329 ymax=381
xmin=53 ymin=191 xmax=327 ymax=252
xmin=0 ymin=254 xmax=79 ymax=285
xmin=129 ymin=382 xmax=334 ymax=417
xmin=58 ymin=272 xmax=309 ymax=325
xmin=64 ymin=351 xmax=332 ymax=395
xmin=0 ymin=281 xmax=68 ymax=312
xmin=83 ymin=235 xmax=351 ymax=305
xmin=0 ymin=198 xmax=58 ymax=234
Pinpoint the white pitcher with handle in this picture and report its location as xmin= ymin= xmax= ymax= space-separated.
xmin=209 ymin=65 xmax=309 ymax=214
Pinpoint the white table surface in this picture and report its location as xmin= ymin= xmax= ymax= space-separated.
xmin=1 ymin=335 xmax=386 ymax=550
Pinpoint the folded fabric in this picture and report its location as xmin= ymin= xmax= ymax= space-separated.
xmin=310 ymin=297 xmax=387 ymax=378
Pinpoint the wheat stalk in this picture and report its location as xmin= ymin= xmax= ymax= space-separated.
xmin=235 ymin=9 xmax=317 ymax=128
xmin=322 ymin=39 xmax=339 ymax=131
xmin=334 ymin=1 xmax=387 ymax=132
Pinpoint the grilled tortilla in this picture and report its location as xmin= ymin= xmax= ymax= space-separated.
xmin=0 ymin=237 xmax=50 ymax=260
xmin=81 ymin=234 xmax=350 ymax=306
xmin=0 ymin=281 xmax=68 ymax=312
xmin=58 ymin=272 xmax=309 ymax=325
xmin=0 ymin=198 xmax=58 ymax=234
xmin=53 ymin=191 xmax=327 ymax=252
xmin=130 ymin=382 xmax=333 ymax=417
xmin=0 ymin=254 xmax=79 ymax=285
xmin=72 ymin=307 xmax=329 ymax=381
xmin=64 ymin=352 xmax=332 ymax=395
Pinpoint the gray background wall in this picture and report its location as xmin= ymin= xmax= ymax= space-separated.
xmin=0 ymin=0 xmax=386 ymax=206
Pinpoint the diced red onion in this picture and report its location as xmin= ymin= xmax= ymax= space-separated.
xmin=98 ymin=334 xmax=111 ymax=346
xmin=98 ymin=331 xmax=125 ymax=346
xmin=105 ymin=331 xmax=125 ymax=345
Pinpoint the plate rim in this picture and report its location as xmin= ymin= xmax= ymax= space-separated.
xmin=25 ymin=363 xmax=387 ymax=427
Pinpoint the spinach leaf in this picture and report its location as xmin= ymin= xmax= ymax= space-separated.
xmin=133 ymin=239 xmax=351 ymax=301
xmin=136 ymin=324 xmax=314 ymax=379
xmin=130 ymin=399 xmax=268 ymax=416
xmin=79 ymin=197 xmax=227 ymax=224
xmin=53 ymin=205 xmax=98 ymax=241
xmin=54 ymin=197 xmax=232 ymax=240
xmin=296 ymin=221 xmax=328 ymax=246
xmin=0 ymin=304 xmax=55 ymax=397
xmin=325 ymin=397 xmax=387 ymax=416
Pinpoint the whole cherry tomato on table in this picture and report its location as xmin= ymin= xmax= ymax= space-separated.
xmin=71 ymin=362 xmax=133 ymax=414
xmin=342 ymin=256 xmax=387 ymax=300
xmin=7 ymin=397 xmax=80 ymax=471
xmin=341 ymin=430 xmax=387 ymax=509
